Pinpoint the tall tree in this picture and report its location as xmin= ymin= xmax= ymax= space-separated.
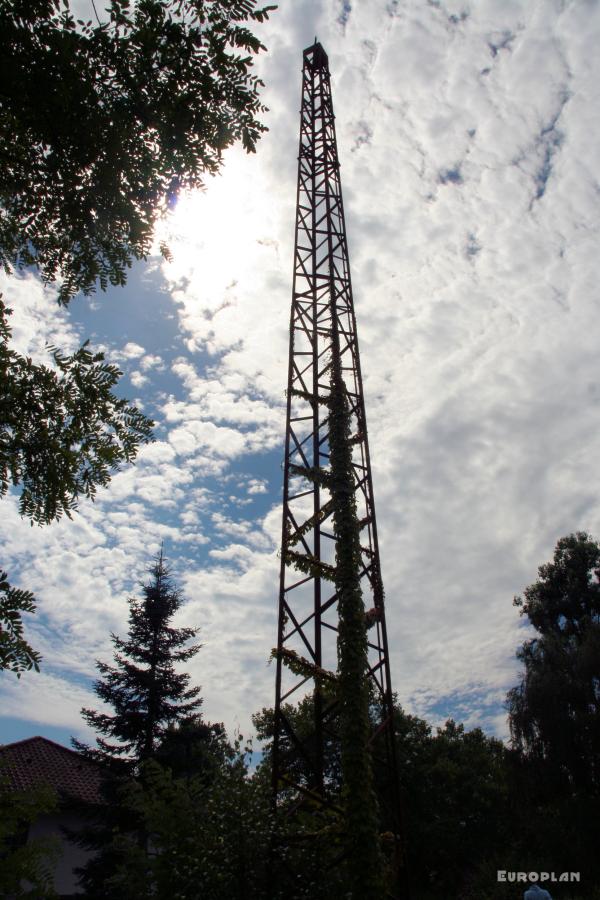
xmin=155 ymin=714 xmax=233 ymax=782
xmin=0 ymin=0 xmax=275 ymax=302
xmin=395 ymin=717 xmax=510 ymax=899
xmin=74 ymin=549 xmax=201 ymax=767
xmin=507 ymin=531 xmax=600 ymax=795
xmin=77 ymin=740 xmax=270 ymax=900
xmin=71 ymin=551 xmax=205 ymax=897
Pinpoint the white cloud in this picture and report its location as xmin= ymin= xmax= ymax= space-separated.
xmin=136 ymin=440 xmax=177 ymax=465
xmin=0 ymin=670 xmax=103 ymax=743
xmin=120 ymin=341 xmax=145 ymax=359
xmin=0 ymin=270 xmax=82 ymax=361
xmin=161 ymin=0 xmax=600 ymax=738
xmin=140 ymin=353 xmax=165 ymax=371
xmin=247 ymin=479 xmax=268 ymax=495
xmin=130 ymin=370 xmax=149 ymax=388
xmin=3 ymin=0 xmax=600 ymax=749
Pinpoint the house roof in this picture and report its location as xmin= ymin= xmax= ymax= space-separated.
xmin=0 ymin=736 xmax=105 ymax=805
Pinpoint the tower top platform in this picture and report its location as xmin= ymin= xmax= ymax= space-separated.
xmin=303 ymin=40 xmax=329 ymax=69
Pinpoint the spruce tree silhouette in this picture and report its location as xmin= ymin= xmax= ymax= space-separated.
xmin=73 ymin=547 xmax=201 ymax=770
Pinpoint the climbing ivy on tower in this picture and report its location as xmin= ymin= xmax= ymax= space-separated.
xmin=327 ymin=331 xmax=386 ymax=899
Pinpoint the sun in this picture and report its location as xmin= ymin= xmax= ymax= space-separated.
xmin=154 ymin=148 xmax=281 ymax=304
xmin=151 ymin=147 xmax=287 ymax=360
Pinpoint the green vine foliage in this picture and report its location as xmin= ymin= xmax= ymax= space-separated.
xmin=289 ymin=387 xmax=331 ymax=406
xmin=327 ymin=344 xmax=386 ymax=899
xmin=287 ymin=498 xmax=334 ymax=548
xmin=280 ymin=337 xmax=387 ymax=895
xmin=283 ymin=549 xmax=336 ymax=583
xmin=289 ymin=463 xmax=332 ymax=489
xmin=270 ymin=646 xmax=337 ymax=686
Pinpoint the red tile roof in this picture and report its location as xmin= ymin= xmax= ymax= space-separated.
xmin=0 ymin=736 xmax=105 ymax=805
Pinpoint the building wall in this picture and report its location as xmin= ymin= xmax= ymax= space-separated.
xmin=28 ymin=810 xmax=96 ymax=896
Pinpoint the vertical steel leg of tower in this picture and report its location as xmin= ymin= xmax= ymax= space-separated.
xmin=271 ymin=41 xmax=408 ymax=897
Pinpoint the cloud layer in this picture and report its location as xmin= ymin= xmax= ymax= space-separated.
xmin=2 ymin=0 xmax=600 ymax=746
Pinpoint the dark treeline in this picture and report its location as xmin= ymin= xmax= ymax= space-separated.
xmin=3 ymin=533 xmax=598 ymax=899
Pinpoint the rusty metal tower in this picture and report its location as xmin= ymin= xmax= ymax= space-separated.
xmin=271 ymin=41 xmax=407 ymax=896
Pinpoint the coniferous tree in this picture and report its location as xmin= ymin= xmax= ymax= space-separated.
xmin=74 ymin=548 xmax=201 ymax=768
xmin=71 ymin=550 xmax=204 ymax=897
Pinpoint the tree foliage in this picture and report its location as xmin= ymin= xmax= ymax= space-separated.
xmin=395 ymin=715 xmax=510 ymax=899
xmin=155 ymin=713 xmax=234 ymax=781
xmin=74 ymin=550 xmax=201 ymax=768
xmin=0 ymin=299 xmax=153 ymax=525
xmin=71 ymin=598 xmax=266 ymax=897
xmin=97 ymin=743 xmax=271 ymax=900
xmin=0 ymin=0 xmax=275 ymax=302
xmin=0 ymin=776 xmax=59 ymax=898
xmin=71 ymin=552 xmax=214 ymax=897
xmin=0 ymin=570 xmax=41 ymax=675
xmin=0 ymin=297 xmax=153 ymax=673
xmin=0 ymin=0 xmax=275 ymax=674
xmin=257 ymin=696 xmax=513 ymax=900
xmin=507 ymin=532 xmax=600 ymax=795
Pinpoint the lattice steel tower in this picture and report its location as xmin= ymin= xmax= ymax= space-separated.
xmin=271 ymin=41 xmax=407 ymax=897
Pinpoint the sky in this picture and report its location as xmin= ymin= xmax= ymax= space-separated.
xmin=1 ymin=0 xmax=600 ymax=751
